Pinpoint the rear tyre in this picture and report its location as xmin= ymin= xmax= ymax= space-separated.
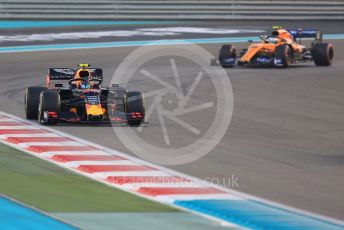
xmin=38 ymin=90 xmax=60 ymax=125
xmin=25 ymin=86 xmax=47 ymax=119
xmin=274 ymin=44 xmax=291 ymax=68
xmin=125 ymin=91 xmax=145 ymax=127
xmin=219 ymin=44 xmax=236 ymax=68
xmin=312 ymin=43 xmax=333 ymax=66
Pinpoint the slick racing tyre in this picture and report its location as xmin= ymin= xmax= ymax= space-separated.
xmin=312 ymin=43 xmax=334 ymax=66
xmin=125 ymin=91 xmax=145 ymax=127
xmin=274 ymin=44 xmax=291 ymax=68
xmin=25 ymin=86 xmax=47 ymax=119
xmin=219 ymin=44 xmax=236 ymax=68
xmin=38 ymin=90 xmax=60 ymax=125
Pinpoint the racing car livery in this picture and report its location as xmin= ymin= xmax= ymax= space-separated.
xmin=212 ymin=26 xmax=334 ymax=68
xmin=24 ymin=64 xmax=145 ymax=126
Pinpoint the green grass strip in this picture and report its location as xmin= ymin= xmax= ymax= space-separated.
xmin=0 ymin=143 xmax=176 ymax=212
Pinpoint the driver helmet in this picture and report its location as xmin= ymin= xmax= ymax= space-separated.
xmin=271 ymin=30 xmax=279 ymax=38
xmin=271 ymin=28 xmax=293 ymax=43
xmin=80 ymin=84 xmax=90 ymax=89
xmin=74 ymin=68 xmax=91 ymax=89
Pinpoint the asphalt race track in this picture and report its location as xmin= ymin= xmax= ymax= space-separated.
xmin=0 ymin=21 xmax=343 ymax=221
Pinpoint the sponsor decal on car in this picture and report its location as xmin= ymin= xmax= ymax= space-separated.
xmin=256 ymin=57 xmax=272 ymax=63
xmin=223 ymin=58 xmax=235 ymax=63
xmin=274 ymin=58 xmax=283 ymax=65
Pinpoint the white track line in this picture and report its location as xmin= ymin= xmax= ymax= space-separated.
xmin=123 ymin=183 xmax=206 ymax=190
xmin=156 ymin=194 xmax=245 ymax=203
xmin=18 ymin=142 xmax=84 ymax=147
xmin=0 ymin=126 xmax=39 ymax=129
xmin=0 ymin=118 xmax=15 ymax=121
xmin=95 ymin=171 xmax=172 ymax=178
xmin=65 ymin=160 xmax=139 ymax=167
xmin=0 ymin=133 xmax=61 ymax=138
xmin=41 ymin=150 xmax=109 ymax=157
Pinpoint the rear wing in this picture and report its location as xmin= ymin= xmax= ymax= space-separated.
xmin=48 ymin=68 xmax=103 ymax=81
xmin=287 ymin=29 xmax=323 ymax=41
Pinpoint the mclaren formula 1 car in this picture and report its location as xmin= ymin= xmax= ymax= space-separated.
xmin=24 ymin=64 xmax=145 ymax=126
xmin=211 ymin=26 xmax=334 ymax=68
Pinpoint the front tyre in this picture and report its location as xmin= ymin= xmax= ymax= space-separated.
xmin=274 ymin=44 xmax=291 ymax=68
xmin=38 ymin=90 xmax=60 ymax=125
xmin=25 ymin=86 xmax=47 ymax=119
xmin=219 ymin=44 xmax=236 ymax=68
xmin=312 ymin=43 xmax=334 ymax=66
xmin=125 ymin=91 xmax=145 ymax=127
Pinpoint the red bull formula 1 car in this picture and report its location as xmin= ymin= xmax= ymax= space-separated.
xmin=211 ymin=26 xmax=334 ymax=68
xmin=24 ymin=64 xmax=145 ymax=126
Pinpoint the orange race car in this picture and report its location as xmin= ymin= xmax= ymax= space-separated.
xmin=211 ymin=26 xmax=334 ymax=68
